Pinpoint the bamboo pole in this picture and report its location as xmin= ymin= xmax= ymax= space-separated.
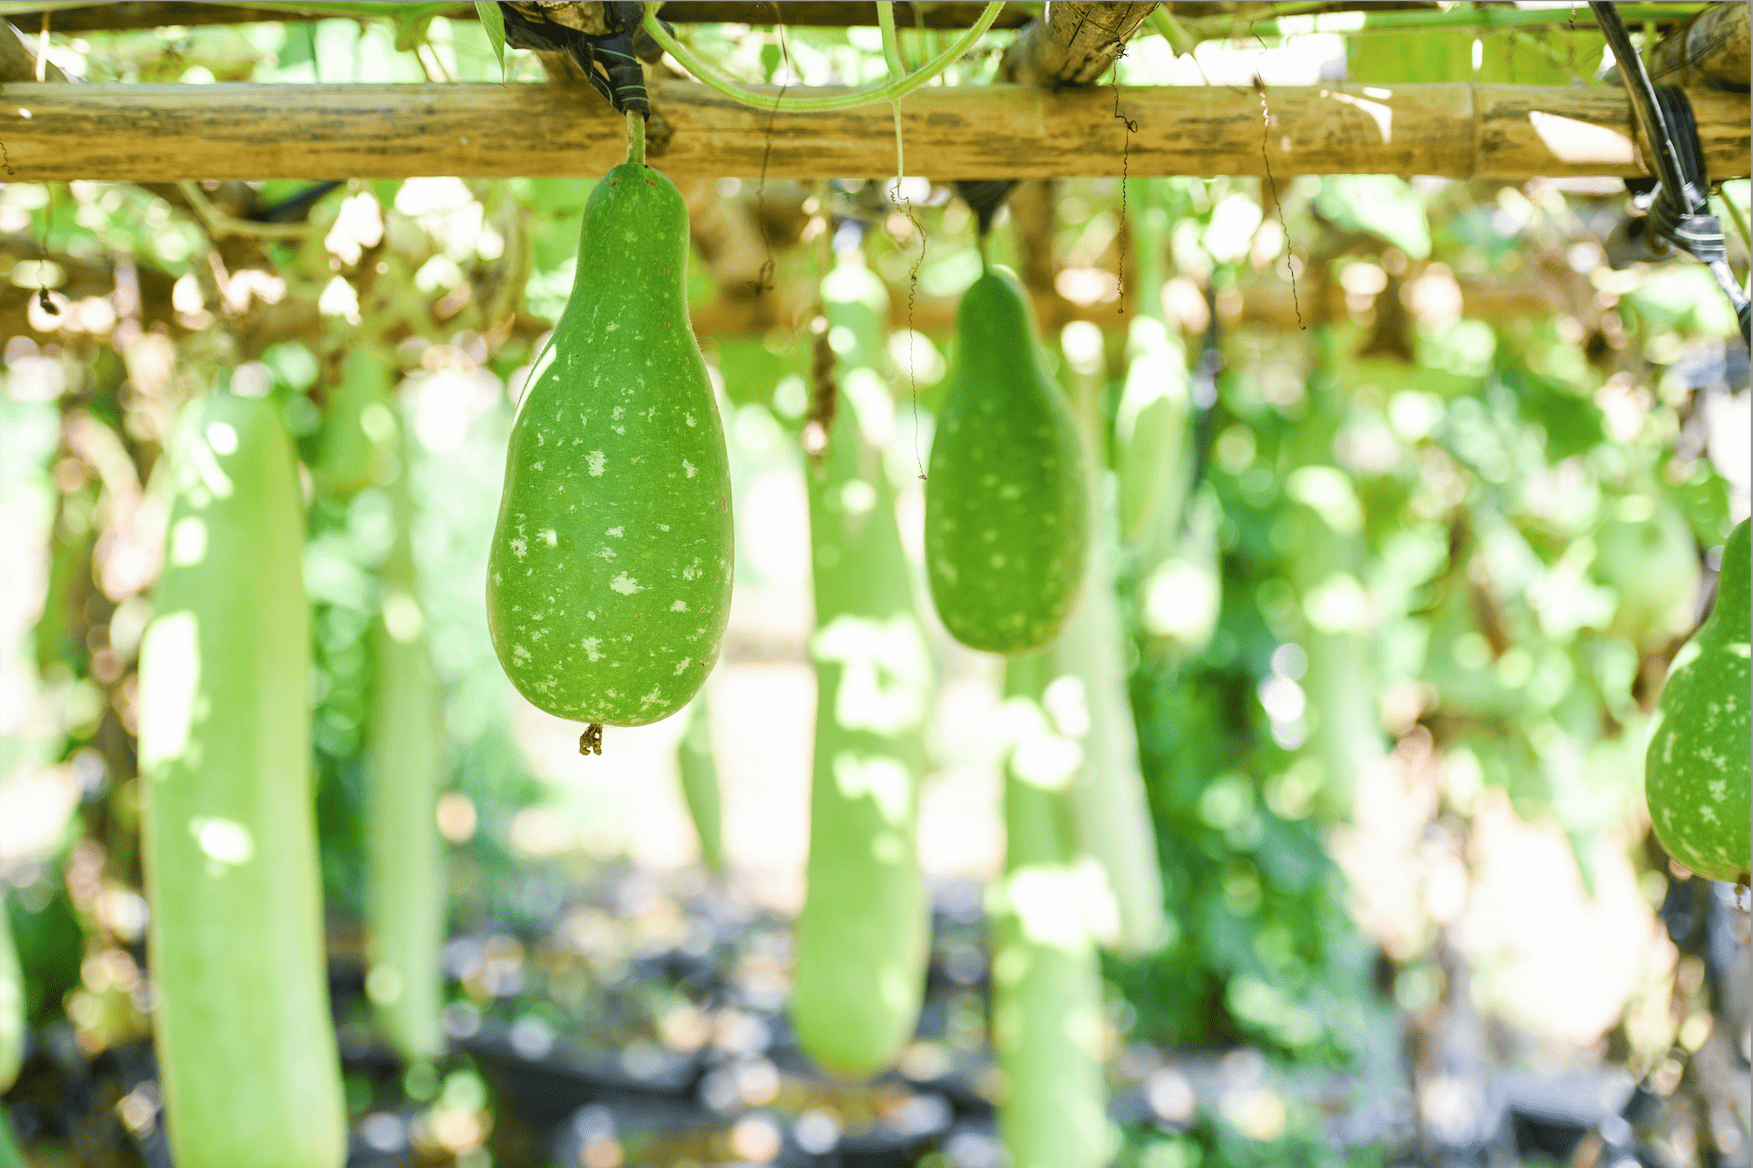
xmin=0 ymin=79 xmax=1745 ymax=182
xmin=1647 ymin=1 xmax=1750 ymax=92
xmin=1000 ymin=1 xmax=1158 ymax=87
xmin=0 ymin=2 xmax=1040 ymax=32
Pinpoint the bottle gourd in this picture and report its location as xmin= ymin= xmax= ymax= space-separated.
xmin=1644 ymin=518 xmax=1750 ymax=884
xmin=365 ymin=403 xmax=446 ymax=1063
xmin=791 ymin=254 xmax=932 ymax=1078
xmin=994 ymin=651 xmax=1109 ymax=1168
xmin=138 ymin=393 xmax=346 ymax=1168
xmin=488 ymin=140 xmax=732 ymax=731
xmin=924 ymin=265 xmax=1088 ymax=654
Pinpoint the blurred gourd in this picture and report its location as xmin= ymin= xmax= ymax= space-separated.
xmin=1116 ymin=194 xmax=1192 ymax=547
xmin=0 ymin=896 xmax=20 ymax=1091
xmin=1593 ymin=495 xmax=1701 ymax=649
xmin=994 ymin=650 xmax=1109 ymax=1168
xmin=1644 ymin=518 xmax=1750 ymax=884
xmin=676 ymin=690 xmax=723 ymax=872
xmin=314 ymin=347 xmax=398 ymax=497
xmin=487 ymin=154 xmax=732 ymax=729
xmin=363 ymin=398 xmax=446 ymax=1064
xmin=791 ymin=252 xmax=932 ymax=1078
xmin=925 ymin=265 xmax=1088 ymax=654
xmin=1137 ymin=489 xmax=1223 ymax=658
xmin=1054 ymin=367 xmax=1167 ymax=957
xmin=138 ymin=393 xmax=346 ymax=1168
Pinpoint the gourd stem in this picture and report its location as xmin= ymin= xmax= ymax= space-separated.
xmin=876 ymin=1 xmax=906 ymax=80
xmin=978 ymin=229 xmax=991 ymax=272
xmin=626 ymin=109 xmax=646 ymax=167
xmin=641 ymin=1 xmax=1003 ymax=113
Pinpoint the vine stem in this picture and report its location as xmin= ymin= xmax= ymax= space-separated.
xmin=876 ymin=0 xmax=906 ymax=81
xmin=626 ymin=109 xmax=645 ymax=167
xmin=641 ymin=0 xmax=1003 ymax=114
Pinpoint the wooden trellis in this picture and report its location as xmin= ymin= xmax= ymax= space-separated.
xmin=0 ymin=1 xmax=1747 ymax=183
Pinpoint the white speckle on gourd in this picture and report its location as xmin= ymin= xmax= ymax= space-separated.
xmin=511 ymin=538 xmax=527 ymax=559
xmin=671 ymin=600 xmax=688 ymax=612
xmin=610 ymin=573 xmax=642 ymax=595
xmin=607 ymin=526 xmax=624 ymax=537
xmin=541 ymin=529 xmax=557 ymax=546
xmin=684 ymin=413 xmax=696 ymax=427
xmin=683 ymin=459 xmax=696 ymax=478
xmin=581 ymin=637 xmax=603 ymax=661
xmin=588 ymin=450 xmax=606 ymax=476
xmin=673 ymin=658 xmax=691 ymax=675
xmin=595 ymin=546 xmax=617 ymax=560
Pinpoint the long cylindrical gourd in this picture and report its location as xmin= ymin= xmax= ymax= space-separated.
xmin=1645 ymin=518 xmax=1750 ymax=883
xmin=137 ymin=393 xmax=346 ymax=1168
xmin=790 ymin=254 xmax=932 ymax=1079
xmin=1136 ymin=488 xmax=1223 ymax=658
xmin=924 ymin=265 xmax=1089 ymax=654
xmin=676 ymin=689 xmax=723 ymax=871
xmin=994 ymin=650 xmax=1109 ymax=1168
xmin=364 ymin=405 xmax=446 ymax=1063
xmin=1116 ymin=191 xmax=1192 ymax=549
xmin=1284 ymin=350 xmax=1384 ymax=816
xmin=0 ymin=895 xmax=20 ymax=1091
xmin=487 ymin=161 xmax=733 ymax=728
xmin=314 ymin=346 xmax=397 ymax=498
xmin=1052 ymin=384 xmax=1167 ymax=955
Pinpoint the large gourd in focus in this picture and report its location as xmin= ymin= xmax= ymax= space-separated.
xmin=1644 ymin=518 xmax=1750 ymax=884
xmin=925 ymin=266 xmax=1088 ymax=654
xmin=138 ymin=393 xmax=346 ymax=1168
xmin=488 ymin=144 xmax=732 ymax=730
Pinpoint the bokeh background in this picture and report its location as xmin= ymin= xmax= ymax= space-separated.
xmin=0 ymin=7 xmax=1749 ymax=1168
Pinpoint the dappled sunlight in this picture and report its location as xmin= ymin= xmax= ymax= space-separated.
xmin=1325 ymin=89 xmax=1394 ymax=143
xmin=813 ymin=614 xmax=931 ymax=737
xmin=1528 ymin=109 xmax=1636 ymax=166
xmin=135 ymin=611 xmax=200 ymax=772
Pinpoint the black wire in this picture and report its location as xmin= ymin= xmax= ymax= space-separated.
xmin=1590 ymin=1 xmax=1749 ymax=346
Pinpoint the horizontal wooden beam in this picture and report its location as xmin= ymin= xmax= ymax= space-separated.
xmin=0 ymin=79 xmax=1745 ymax=181
xmin=0 ymin=1 xmax=1039 ymax=31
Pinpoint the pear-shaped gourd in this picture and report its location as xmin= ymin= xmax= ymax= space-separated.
xmin=924 ymin=267 xmax=1088 ymax=653
xmin=1644 ymin=518 xmax=1750 ymax=884
xmin=487 ymin=162 xmax=733 ymax=727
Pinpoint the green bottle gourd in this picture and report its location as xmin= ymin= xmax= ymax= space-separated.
xmin=137 ymin=393 xmax=346 ymax=1168
xmin=925 ymin=264 xmax=1088 ymax=654
xmin=1053 ymin=378 xmax=1167 ymax=957
xmin=0 ymin=893 xmax=20 ymax=1092
xmin=487 ymin=146 xmax=733 ymax=729
xmin=364 ymin=404 xmax=446 ymax=1063
xmin=1115 ymin=187 xmax=1192 ymax=548
xmin=314 ymin=347 xmax=398 ymax=498
xmin=791 ymin=253 xmax=933 ymax=1078
xmin=994 ymin=650 xmax=1109 ymax=1168
xmin=1644 ymin=518 xmax=1750 ymax=884
xmin=676 ymin=689 xmax=724 ymax=872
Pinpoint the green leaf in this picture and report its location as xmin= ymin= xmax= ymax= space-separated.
xmin=475 ymin=0 xmax=507 ymax=80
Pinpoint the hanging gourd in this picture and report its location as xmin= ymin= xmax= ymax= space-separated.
xmin=138 ymin=392 xmax=346 ymax=1168
xmin=791 ymin=249 xmax=933 ymax=1078
xmin=1644 ymin=518 xmax=1750 ymax=884
xmin=487 ymin=112 xmax=733 ymax=746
